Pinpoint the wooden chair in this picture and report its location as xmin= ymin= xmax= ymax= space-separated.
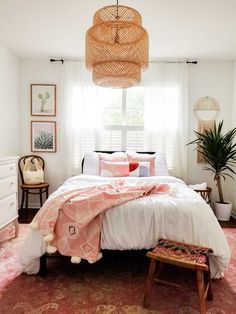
xmin=18 ymin=155 xmax=49 ymax=214
xmin=194 ymin=187 xmax=212 ymax=205
xmin=143 ymin=238 xmax=213 ymax=314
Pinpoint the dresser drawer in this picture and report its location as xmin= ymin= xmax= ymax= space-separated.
xmin=0 ymin=176 xmax=17 ymax=199
xmin=0 ymin=194 xmax=18 ymax=228
xmin=0 ymin=162 xmax=17 ymax=179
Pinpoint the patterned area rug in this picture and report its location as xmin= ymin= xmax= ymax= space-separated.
xmin=0 ymin=226 xmax=235 ymax=313
xmin=0 ymin=224 xmax=28 ymax=295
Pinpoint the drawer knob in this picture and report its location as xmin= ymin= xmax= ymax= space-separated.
xmin=10 ymin=182 xmax=14 ymax=186
xmin=10 ymin=202 xmax=15 ymax=206
xmin=10 ymin=166 xmax=14 ymax=170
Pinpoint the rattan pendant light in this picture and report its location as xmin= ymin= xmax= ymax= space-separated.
xmin=85 ymin=1 xmax=149 ymax=88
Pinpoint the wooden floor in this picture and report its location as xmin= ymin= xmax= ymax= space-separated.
xmin=19 ymin=207 xmax=236 ymax=228
xmin=219 ymin=217 xmax=236 ymax=228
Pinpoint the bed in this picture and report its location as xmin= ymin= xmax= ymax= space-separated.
xmin=20 ymin=151 xmax=230 ymax=278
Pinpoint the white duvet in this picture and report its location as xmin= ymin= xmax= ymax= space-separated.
xmin=20 ymin=175 xmax=230 ymax=278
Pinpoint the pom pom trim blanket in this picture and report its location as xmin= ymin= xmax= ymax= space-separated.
xmin=31 ymin=181 xmax=170 ymax=262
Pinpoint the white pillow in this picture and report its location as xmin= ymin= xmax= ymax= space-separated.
xmin=189 ymin=182 xmax=207 ymax=190
xmin=83 ymin=152 xmax=100 ymax=175
xmin=154 ymin=152 xmax=169 ymax=176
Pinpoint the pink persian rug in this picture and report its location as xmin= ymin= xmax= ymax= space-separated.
xmin=0 ymin=226 xmax=235 ymax=313
xmin=0 ymin=224 xmax=28 ymax=296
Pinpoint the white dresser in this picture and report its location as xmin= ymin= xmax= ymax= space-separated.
xmin=0 ymin=156 xmax=19 ymax=237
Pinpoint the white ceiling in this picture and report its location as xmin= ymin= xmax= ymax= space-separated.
xmin=0 ymin=0 xmax=236 ymax=61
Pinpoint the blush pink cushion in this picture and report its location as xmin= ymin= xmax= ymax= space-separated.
xmin=99 ymin=152 xmax=128 ymax=162
xmin=127 ymin=152 xmax=156 ymax=176
xmin=99 ymin=153 xmax=128 ymax=174
xmin=100 ymin=161 xmax=151 ymax=177
xmin=100 ymin=161 xmax=129 ymax=177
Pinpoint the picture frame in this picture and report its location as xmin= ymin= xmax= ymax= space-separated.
xmin=31 ymin=84 xmax=56 ymax=116
xmin=31 ymin=121 xmax=57 ymax=152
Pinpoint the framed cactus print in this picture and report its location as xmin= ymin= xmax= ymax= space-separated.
xmin=31 ymin=84 xmax=56 ymax=116
xmin=31 ymin=121 xmax=57 ymax=152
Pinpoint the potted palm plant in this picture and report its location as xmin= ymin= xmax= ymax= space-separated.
xmin=188 ymin=120 xmax=236 ymax=221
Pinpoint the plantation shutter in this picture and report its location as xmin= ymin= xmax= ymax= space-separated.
xmin=72 ymin=85 xmax=180 ymax=173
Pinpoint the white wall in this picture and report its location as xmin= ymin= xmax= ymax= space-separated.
xmin=18 ymin=59 xmax=63 ymax=206
xmin=187 ymin=61 xmax=234 ymax=213
xmin=230 ymin=62 xmax=236 ymax=217
xmin=19 ymin=59 xmax=236 ymax=211
xmin=0 ymin=46 xmax=19 ymax=155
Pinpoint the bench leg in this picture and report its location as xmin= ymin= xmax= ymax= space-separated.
xmin=205 ymin=257 xmax=213 ymax=301
xmin=197 ymin=270 xmax=206 ymax=314
xmin=143 ymin=259 xmax=156 ymax=308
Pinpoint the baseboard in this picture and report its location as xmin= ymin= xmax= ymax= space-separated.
xmin=231 ymin=212 xmax=236 ymax=219
xmin=18 ymin=202 xmax=41 ymax=210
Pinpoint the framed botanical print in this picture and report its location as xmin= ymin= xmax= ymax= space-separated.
xmin=31 ymin=84 xmax=56 ymax=116
xmin=31 ymin=121 xmax=57 ymax=152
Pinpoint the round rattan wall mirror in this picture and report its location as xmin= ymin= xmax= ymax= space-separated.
xmin=193 ymin=96 xmax=220 ymax=163
xmin=194 ymin=96 xmax=220 ymax=122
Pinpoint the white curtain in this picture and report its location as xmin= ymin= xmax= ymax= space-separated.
xmin=60 ymin=61 xmax=188 ymax=181
xmin=143 ymin=63 xmax=188 ymax=179
xmin=60 ymin=62 xmax=103 ymax=179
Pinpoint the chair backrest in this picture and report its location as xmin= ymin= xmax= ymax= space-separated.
xmin=195 ymin=187 xmax=212 ymax=205
xmin=18 ymin=155 xmax=45 ymax=184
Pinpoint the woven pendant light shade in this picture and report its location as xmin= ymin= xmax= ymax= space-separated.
xmin=85 ymin=4 xmax=149 ymax=88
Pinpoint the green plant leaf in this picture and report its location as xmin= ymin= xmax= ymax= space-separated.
xmin=187 ymin=120 xmax=236 ymax=203
xmin=34 ymin=131 xmax=53 ymax=149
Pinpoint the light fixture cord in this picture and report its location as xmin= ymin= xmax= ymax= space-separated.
xmin=116 ymin=0 xmax=119 ymax=13
xmin=115 ymin=0 xmax=119 ymax=43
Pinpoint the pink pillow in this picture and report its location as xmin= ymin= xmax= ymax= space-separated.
xmin=100 ymin=161 xmax=129 ymax=177
xmin=99 ymin=152 xmax=128 ymax=162
xmin=127 ymin=152 xmax=156 ymax=176
xmin=100 ymin=161 xmax=151 ymax=177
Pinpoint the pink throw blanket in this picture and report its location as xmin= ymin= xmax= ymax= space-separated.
xmin=32 ymin=181 xmax=170 ymax=262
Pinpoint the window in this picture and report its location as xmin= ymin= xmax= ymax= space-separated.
xmin=100 ymin=87 xmax=146 ymax=151
xmin=72 ymin=85 xmax=180 ymax=172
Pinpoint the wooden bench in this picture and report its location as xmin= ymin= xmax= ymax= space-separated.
xmin=143 ymin=238 xmax=213 ymax=314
